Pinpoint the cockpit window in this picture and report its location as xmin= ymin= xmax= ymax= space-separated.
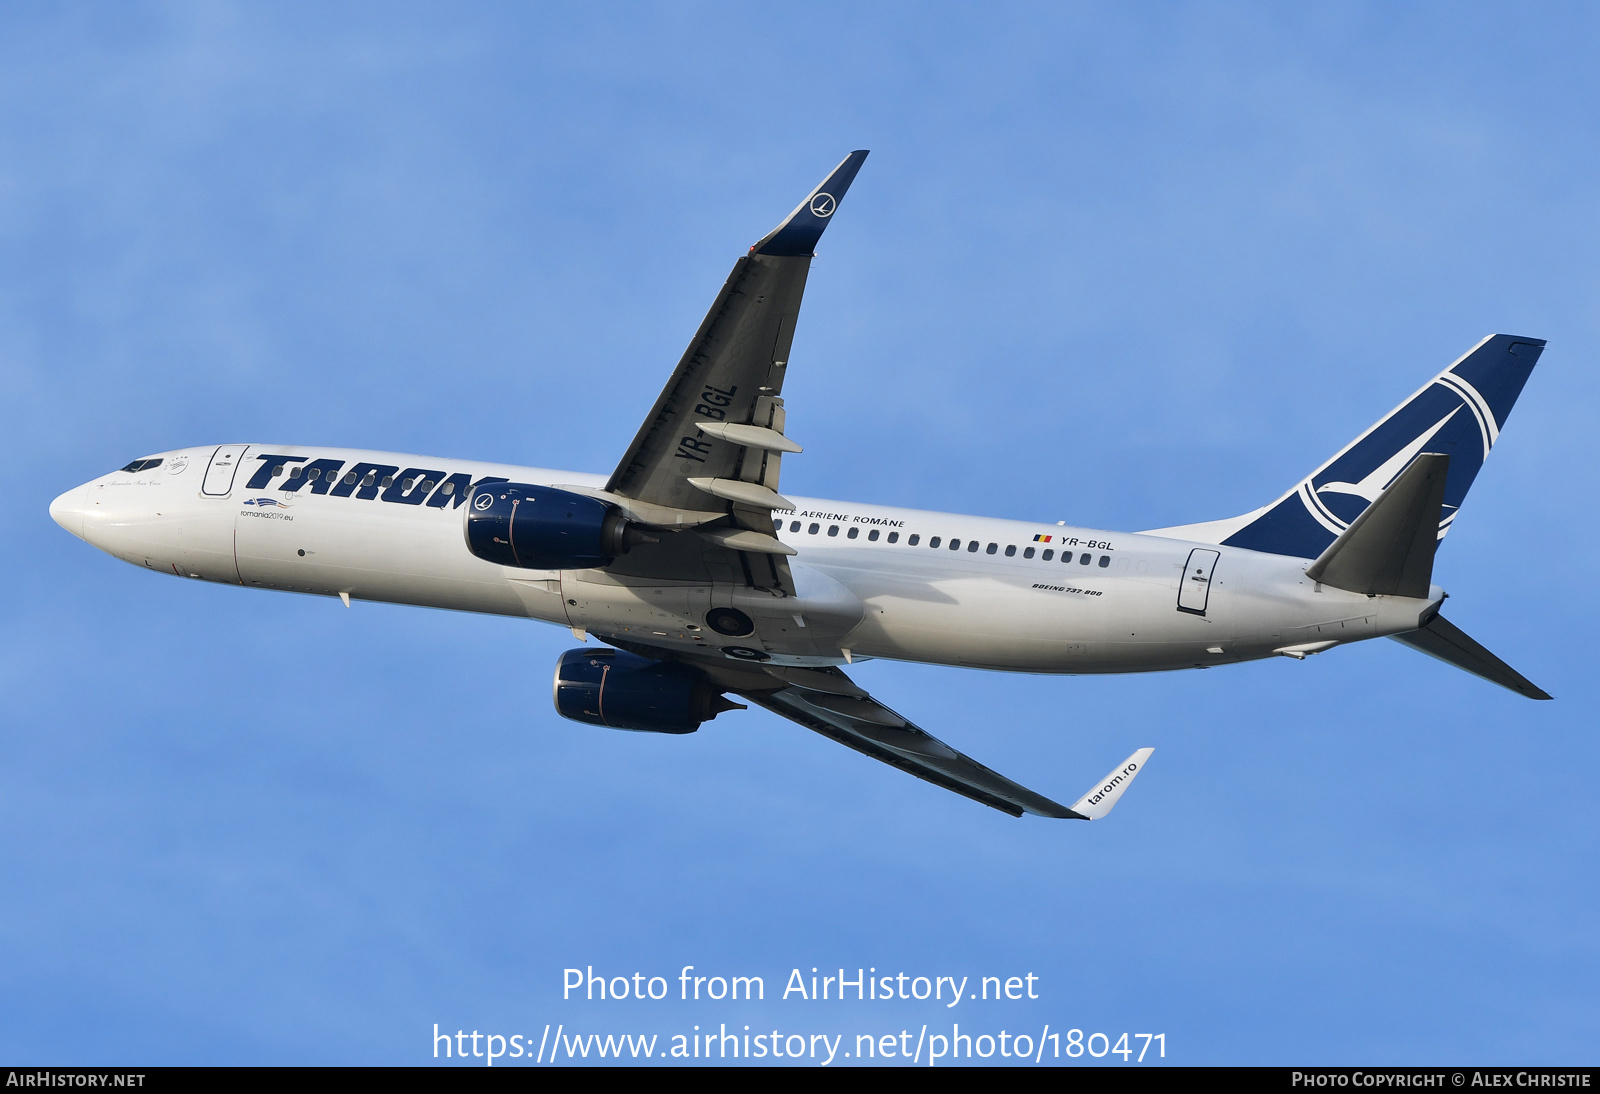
xmin=119 ymin=458 xmax=163 ymax=473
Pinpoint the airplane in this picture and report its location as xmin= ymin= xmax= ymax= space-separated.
xmin=48 ymin=150 xmax=1550 ymax=820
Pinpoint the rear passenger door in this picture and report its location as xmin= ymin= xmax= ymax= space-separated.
xmin=1177 ymin=548 xmax=1220 ymax=616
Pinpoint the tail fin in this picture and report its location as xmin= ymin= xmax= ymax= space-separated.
xmin=1148 ymin=335 xmax=1545 ymax=558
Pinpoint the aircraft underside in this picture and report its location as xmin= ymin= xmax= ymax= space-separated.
xmin=49 ymin=150 xmax=1550 ymax=818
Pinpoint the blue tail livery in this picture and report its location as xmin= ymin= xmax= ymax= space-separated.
xmin=1155 ymin=334 xmax=1545 ymax=560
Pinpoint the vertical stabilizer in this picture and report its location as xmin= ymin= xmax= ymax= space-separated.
xmin=1147 ymin=335 xmax=1544 ymax=559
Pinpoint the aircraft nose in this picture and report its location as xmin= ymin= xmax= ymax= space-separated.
xmin=50 ymin=485 xmax=88 ymax=540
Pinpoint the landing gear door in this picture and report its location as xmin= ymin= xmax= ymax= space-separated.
xmin=1177 ymin=548 xmax=1220 ymax=616
xmin=201 ymin=444 xmax=250 ymax=497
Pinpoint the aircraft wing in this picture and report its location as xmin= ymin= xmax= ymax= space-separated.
xmin=712 ymin=663 xmax=1148 ymax=819
xmin=591 ymin=641 xmax=1153 ymax=820
xmin=740 ymin=682 xmax=1079 ymax=818
xmin=596 ymin=152 xmax=869 ymax=593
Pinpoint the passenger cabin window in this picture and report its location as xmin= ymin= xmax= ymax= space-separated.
xmin=1098 ymin=555 xmax=1110 ymax=567
xmin=929 ymin=537 xmax=940 ymax=548
xmin=1004 ymin=545 xmax=1016 ymax=557
xmin=289 ymin=466 xmax=303 ymax=478
xmin=381 ymin=475 xmax=395 ymax=488
xmin=441 ymin=482 xmax=455 ymax=495
xmin=827 ymin=525 xmax=839 ymax=537
xmin=1023 ymin=547 xmax=1033 ymax=558
xmin=847 ymin=527 xmax=858 ymax=539
xmin=1042 ymin=549 xmax=1053 ymax=560
xmin=307 ymin=469 xmax=321 ymax=481
xmin=868 ymin=529 xmax=879 ymax=541
xmin=271 ymin=464 xmax=286 ymax=476
xmin=888 ymin=532 xmax=899 ymax=543
xmin=1080 ymin=552 xmax=1092 ymax=565
xmin=951 ymin=539 xmax=962 ymax=551
xmin=790 ymin=521 xmax=801 ymax=532
xmin=808 ymin=523 xmax=819 ymax=534
xmin=985 ymin=543 xmax=997 ymax=555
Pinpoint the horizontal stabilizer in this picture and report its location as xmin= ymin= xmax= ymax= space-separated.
xmin=1069 ymin=748 xmax=1155 ymax=820
xmin=1304 ymin=452 xmax=1448 ymax=598
xmin=1391 ymin=614 xmax=1551 ymax=700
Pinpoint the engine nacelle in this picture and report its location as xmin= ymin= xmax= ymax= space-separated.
xmin=552 ymin=648 xmax=744 ymax=734
xmin=464 ymin=482 xmax=653 ymax=570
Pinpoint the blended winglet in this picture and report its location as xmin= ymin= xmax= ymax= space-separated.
xmin=1069 ymin=748 xmax=1155 ymax=820
xmin=752 ymin=150 xmax=869 ymax=257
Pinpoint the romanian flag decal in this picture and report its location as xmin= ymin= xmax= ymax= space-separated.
xmin=1033 ymin=534 xmax=1052 ymax=542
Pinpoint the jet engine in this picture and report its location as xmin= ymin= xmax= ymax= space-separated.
xmin=464 ymin=483 xmax=655 ymax=570
xmin=552 ymin=648 xmax=745 ymax=734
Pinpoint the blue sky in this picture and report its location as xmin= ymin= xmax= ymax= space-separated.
xmin=3 ymin=2 xmax=1597 ymax=1065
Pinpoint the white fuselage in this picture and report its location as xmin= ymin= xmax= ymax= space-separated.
xmin=50 ymin=444 xmax=1442 ymax=674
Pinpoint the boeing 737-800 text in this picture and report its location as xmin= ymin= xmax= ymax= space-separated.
xmin=49 ymin=151 xmax=1549 ymax=819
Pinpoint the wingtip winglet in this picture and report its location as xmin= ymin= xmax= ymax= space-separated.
xmin=1068 ymin=747 xmax=1155 ymax=820
xmin=752 ymin=150 xmax=870 ymax=258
